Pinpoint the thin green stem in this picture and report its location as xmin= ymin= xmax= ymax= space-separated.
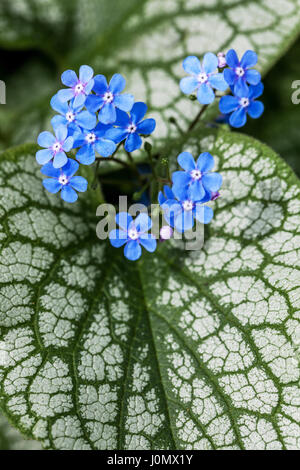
xmin=187 ymin=104 xmax=208 ymax=132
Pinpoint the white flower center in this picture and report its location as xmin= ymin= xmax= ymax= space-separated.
xmin=74 ymin=82 xmax=84 ymax=94
xmin=85 ymin=132 xmax=96 ymax=144
xmin=58 ymin=174 xmax=68 ymax=185
xmin=103 ymin=91 xmax=114 ymax=103
xmin=128 ymin=228 xmax=139 ymax=240
xmin=197 ymin=72 xmax=208 ymax=84
xmin=190 ymin=169 xmax=202 ymax=180
xmin=127 ymin=123 xmax=137 ymax=134
xmin=66 ymin=111 xmax=75 ymax=122
xmin=182 ymin=200 xmax=194 ymax=212
xmin=239 ymin=97 xmax=250 ymax=108
xmin=52 ymin=142 xmax=62 ymax=153
xmin=235 ymin=66 xmax=245 ymax=77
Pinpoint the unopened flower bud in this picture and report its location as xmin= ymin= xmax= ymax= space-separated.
xmin=160 ymin=225 xmax=173 ymax=240
xmin=217 ymin=52 xmax=226 ymax=68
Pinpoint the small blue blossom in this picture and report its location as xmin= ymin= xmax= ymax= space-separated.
xmin=41 ymin=158 xmax=88 ymax=203
xmin=73 ymin=123 xmax=117 ymax=165
xmin=180 ymin=53 xmax=228 ymax=104
xmin=105 ymin=102 xmax=156 ymax=152
xmin=36 ymin=126 xmax=73 ymax=168
xmin=50 ymin=94 xmax=96 ymax=135
xmin=109 ymin=212 xmax=157 ymax=261
xmin=85 ymin=73 xmax=134 ymax=125
xmin=172 ymin=151 xmax=222 ymax=201
xmin=219 ymin=82 xmax=264 ymax=128
xmin=57 ymin=65 xmax=95 ymax=108
xmin=160 ymin=185 xmax=213 ymax=233
xmin=224 ymin=49 xmax=261 ymax=95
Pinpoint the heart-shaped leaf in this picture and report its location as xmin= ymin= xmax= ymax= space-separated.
xmin=0 ymin=131 xmax=299 ymax=449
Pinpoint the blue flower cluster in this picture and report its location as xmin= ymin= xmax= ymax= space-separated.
xmin=180 ymin=49 xmax=264 ymax=128
xmin=109 ymin=151 xmax=221 ymax=261
xmin=36 ymin=65 xmax=156 ymax=202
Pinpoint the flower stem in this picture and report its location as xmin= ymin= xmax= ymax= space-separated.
xmin=187 ymin=104 xmax=208 ymax=132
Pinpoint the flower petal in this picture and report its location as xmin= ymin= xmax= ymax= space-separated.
xmin=116 ymin=212 xmax=132 ymax=231
xmin=219 ymin=95 xmax=239 ymax=114
xmin=114 ymin=109 xmax=130 ymax=127
xmin=202 ymin=52 xmax=218 ymax=74
xmin=124 ymin=240 xmax=142 ymax=261
xmin=76 ymin=144 xmax=95 ymax=165
xmin=61 ymin=185 xmax=78 ymax=203
xmin=37 ymin=131 xmax=55 ymax=148
xmin=225 ymin=49 xmax=239 ymax=68
xmin=40 ymin=162 xmax=60 ymax=178
xmin=50 ymin=94 xmax=68 ymax=114
xmin=53 ymin=151 xmax=68 ymax=168
xmin=130 ymin=102 xmax=147 ymax=123
xmin=229 ymin=107 xmax=247 ymax=128
xmin=197 ymin=83 xmax=215 ymax=104
xmin=109 ymin=73 xmax=126 ymax=94
xmin=105 ymin=127 xmax=128 ymax=143
xmin=57 ymin=88 xmax=75 ymax=102
xmin=61 ymin=69 xmax=78 ymax=87
xmin=174 ymin=209 xmax=194 ymax=233
xmin=109 ymin=229 xmax=128 ymax=248
xmin=172 ymin=185 xmax=189 ymax=202
xmin=178 ymin=151 xmax=196 ymax=171
xmin=180 ymin=76 xmax=198 ymax=94
xmin=136 ymin=118 xmax=156 ymax=135
xmin=114 ymin=93 xmax=134 ymax=112
xmin=55 ymin=125 xmax=68 ymax=142
xmin=202 ymin=172 xmax=222 ymax=192
xmin=99 ymin=103 xmax=116 ymax=124
xmin=69 ymin=176 xmax=88 ymax=192
xmin=124 ymin=133 xmax=142 ymax=152
xmin=93 ymin=74 xmax=108 ymax=95
xmin=62 ymin=158 xmax=79 ymax=177
xmin=234 ymin=78 xmax=249 ymax=97
xmin=62 ymin=136 xmax=74 ymax=152
xmin=73 ymin=94 xmax=86 ymax=108
xmin=51 ymin=115 xmax=67 ymax=130
xmin=79 ymin=65 xmax=94 ymax=84
xmin=196 ymin=152 xmax=215 ymax=172
xmin=139 ymin=233 xmax=157 ymax=253
xmin=182 ymin=56 xmax=201 ymax=75
xmin=240 ymin=50 xmax=257 ymax=69
xmin=195 ymin=205 xmax=213 ymax=224
xmin=245 ymin=69 xmax=261 ymax=85
xmin=76 ymin=110 xmax=96 ymax=129
xmin=133 ymin=213 xmax=152 ymax=233
xmin=247 ymin=100 xmax=264 ymax=119
xmin=85 ymin=95 xmax=104 ymax=113
xmin=223 ymin=68 xmax=236 ymax=85
xmin=249 ymin=82 xmax=264 ymax=99
xmin=43 ymin=178 xmax=62 ymax=194
xmin=172 ymin=171 xmax=191 ymax=187
xmin=188 ymin=180 xmax=205 ymax=201
xmin=36 ymin=149 xmax=53 ymax=165
xmin=208 ymin=73 xmax=228 ymax=91
xmin=95 ymin=138 xmax=116 ymax=157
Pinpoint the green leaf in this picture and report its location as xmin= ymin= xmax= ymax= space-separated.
xmin=1 ymin=0 xmax=300 ymax=147
xmin=0 ymin=131 xmax=299 ymax=450
xmin=0 ymin=412 xmax=41 ymax=449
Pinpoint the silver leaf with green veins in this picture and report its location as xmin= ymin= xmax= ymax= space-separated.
xmin=0 ymin=131 xmax=299 ymax=449
xmin=0 ymin=413 xmax=42 ymax=450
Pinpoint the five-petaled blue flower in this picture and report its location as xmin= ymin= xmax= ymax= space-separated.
xmin=41 ymin=158 xmax=88 ymax=203
xmin=160 ymin=185 xmax=213 ymax=233
xmin=109 ymin=212 xmax=157 ymax=261
xmin=57 ymin=65 xmax=95 ymax=108
xmin=172 ymin=152 xmax=222 ymax=201
xmin=219 ymin=82 xmax=264 ymax=128
xmin=224 ymin=49 xmax=261 ymax=95
xmin=50 ymin=94 xmax=96 ymax=135
xmin=73 ymin=123 xmax=117 ymax=165
xmin=106 ymin=102 xmax=156 ymax=152
xmin=36 ymin=126 xmax=73 ymax=168
xmin=180 ymin=53 xmax=228 ymax=104
xmin=85 ymin=73 xmax=134 ymax=125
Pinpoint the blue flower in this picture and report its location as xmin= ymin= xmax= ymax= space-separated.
xmin=105 ymin=102 xmax=156 ymax=152
xmin=180 ymin=53 xmax=228 ymax=104
xmin=50 ymin=94 xmax=96 ymax=135
xmin=160 ymin=185 xmax=213 ymax=233
xmin=85 ymin=73 xmax=134 ymax=125
xmin=57 ymin=65 xmax=95 ymax=108
xmin=219 ymin=82 xmax=264 ymax=128
xmin=172 ymin=151 xmax=222 ymax=200
xmin=41 ymin=158 xmax=88 ymax=203
xmin=73 ymin=123 xmax=117 ymax=165
xmin=224 ymin=49 xmax=261 ymax=95
xmin=36 ymin=126 xmax=73 ymax=168
xmin=109 ymin=212 xmax=157 ymax=261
